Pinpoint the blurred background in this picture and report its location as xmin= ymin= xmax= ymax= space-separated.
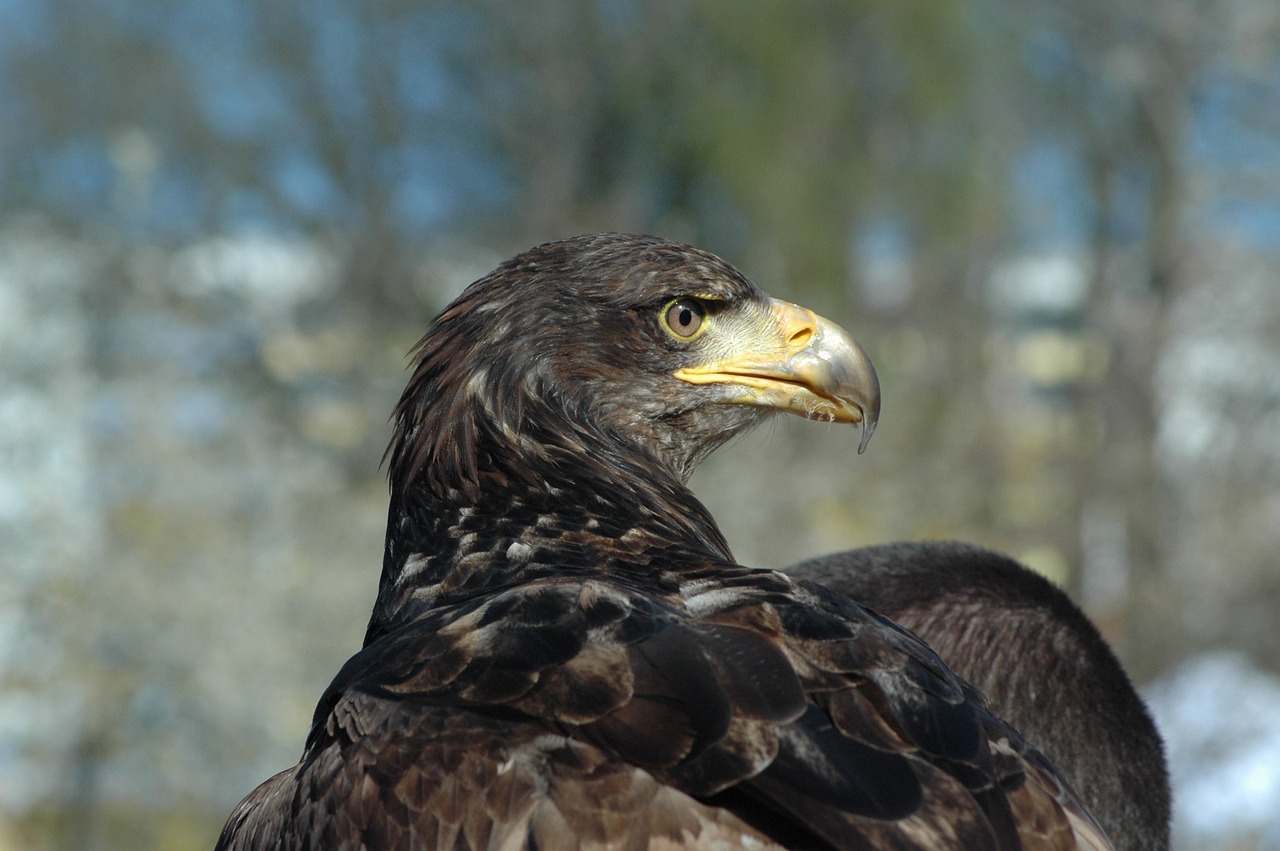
xmin=1 ymin=0 xmax=1279 ymax=848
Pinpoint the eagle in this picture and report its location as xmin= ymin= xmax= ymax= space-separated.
xmin=789 ymin=544 xmax=1170 ymax=851
xmin=218 ymin=233 xmax=1112 ymax=850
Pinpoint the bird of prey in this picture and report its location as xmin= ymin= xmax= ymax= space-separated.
xmin=218 ymin=233 xmax=1112 ymax=850
xmin=789 ymin=543 xmax=1170 ymax=851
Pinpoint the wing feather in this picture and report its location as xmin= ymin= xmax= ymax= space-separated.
xmin=220 ymin=575 xmax=1114 ymax=850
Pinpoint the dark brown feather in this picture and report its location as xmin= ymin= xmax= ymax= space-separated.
xmin=789 ymin=542 xmax=1169 ymax=851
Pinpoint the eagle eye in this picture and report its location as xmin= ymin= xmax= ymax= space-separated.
xmin=662 ymin=298 xmax=706 ymax=340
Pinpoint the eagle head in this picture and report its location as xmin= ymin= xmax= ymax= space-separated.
xmin=387 ymin=233 xmax=879 ymax=496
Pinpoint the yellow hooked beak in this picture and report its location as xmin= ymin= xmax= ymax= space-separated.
xmin=674 ymin=299 xmax=880 ymax=453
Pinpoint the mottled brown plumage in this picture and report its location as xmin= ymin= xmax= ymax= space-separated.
xmin=218 ymin=234 xmax=1112 ymax=850
xmin=788 ymin=543 xmax=1170 ymax=851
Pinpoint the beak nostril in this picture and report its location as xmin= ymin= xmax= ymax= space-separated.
xmin=789 ymin=326 xmax=815 ymax=348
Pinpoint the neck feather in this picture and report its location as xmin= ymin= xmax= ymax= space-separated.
xmin=367 ymin=393 xmax=732 ymax=644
